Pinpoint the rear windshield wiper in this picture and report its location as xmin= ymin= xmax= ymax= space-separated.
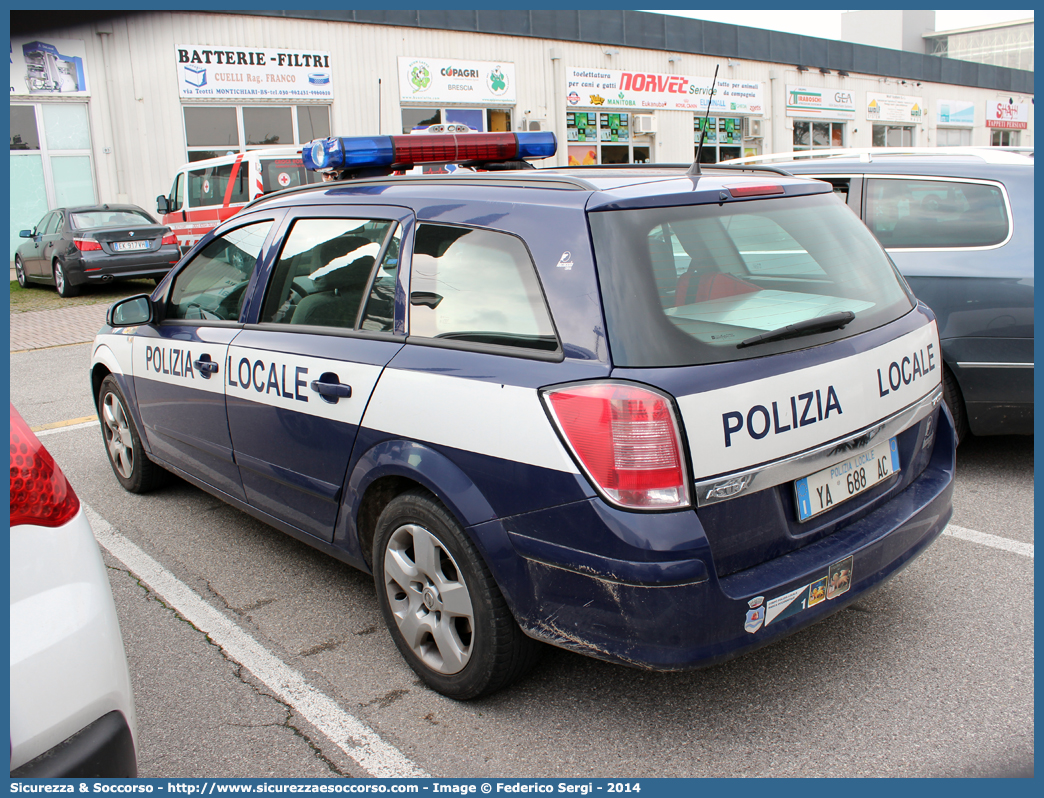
xmin=737 ymin=311 xmax=855 ymax=349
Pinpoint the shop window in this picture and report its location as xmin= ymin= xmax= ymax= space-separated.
xmin=244 ymin=106 xmax=294 ymax=147
xmin=183 ymin=105 xmax=331 ymax=162
xmin=991 ymin=129 xmax=1021 ymax=147
xmin=793 ymin=120 xmax=845 ymax=152
xmin=568 ymin=111 xmax=643 ymax=164
xmin=694 ymin=116 xmax=743 ymax=163
xmin=937 ymin=128 xmax=972 ymax=146
xmin=10 ymin=105 xmax=40 ymax=150
xmin=401 ymin=107 xmax=504 ymax=134
xmin=9 ymin=102 xmax=95 ymax=260
xmin=872 ymin=125 xmax=916 ymax=147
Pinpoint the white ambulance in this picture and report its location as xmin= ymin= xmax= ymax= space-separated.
xmin=155 ymin=147 xmax=323 ymax=253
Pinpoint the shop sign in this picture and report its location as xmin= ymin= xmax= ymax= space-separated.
xmin=398 ymin=57 xmax=516 ymax=105
xmin=936 ymin=100 xmax=975 ymax=127
xmin=785 ymin=85 xmax=855 ymax=120
xmin=566 ymin=67 xmax=763 ymax=115
xmin=866 ymin=92 xmax=924 ymax=124
xmin=986 ymin=101 xmax=1029 ymax=129
xmin=11 ymin=37 xmax=89 ymax=96
xmin=174 ymin=45 xmax=332 ymax=99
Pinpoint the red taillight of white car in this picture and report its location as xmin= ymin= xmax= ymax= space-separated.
xmin=542 ymin=382 xmax=690 ymax=510
xmin=73 ymin=237 xmax=102 ymax=251
xmin=10 ymin=405 xmax=80 ymax=528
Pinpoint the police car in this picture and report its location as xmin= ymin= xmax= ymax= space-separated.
xmin=91 ymin=130 xmax=955 ymax=699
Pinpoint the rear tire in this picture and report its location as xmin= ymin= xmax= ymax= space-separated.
xmin=98 ymin=375 xmax=167 ymax=493
xmin=53 ymin=260 xmax=79 ymax=297
xmin=373 ymin=490 xmax=542 ymax=699
xmin=14 ymin=255 xmax=29 ymax=288
xmin=942 ymin=365 xmax=970 ymax=445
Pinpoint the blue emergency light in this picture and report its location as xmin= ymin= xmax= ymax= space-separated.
xmin=303 ymin=132 xmax=557 ymax=172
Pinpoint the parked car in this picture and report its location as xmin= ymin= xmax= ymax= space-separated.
xmin=15 ymin=204 xmax=182 ymax=297
xmin=10 ymin=404 xmax=138 ymax=776
xmin=726 ymin=147 xmax=1033 ymax=441
xmin=91 ymin=131 xmax=954 ymax=699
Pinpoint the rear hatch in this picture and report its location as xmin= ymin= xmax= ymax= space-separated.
xmin=588 ymin=182 xmax=943 ymax=576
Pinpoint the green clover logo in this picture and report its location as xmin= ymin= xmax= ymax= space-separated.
xmin=410 ymin=63 xmax=431 ymax=93
xmin=488 ymin=67 xmax=507 ymax=94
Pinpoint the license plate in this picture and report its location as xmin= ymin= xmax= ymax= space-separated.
xmin=114 ymin=240 xmax=149 ymax=252
xmin=794 ymin=437 xmax=900 ymax=522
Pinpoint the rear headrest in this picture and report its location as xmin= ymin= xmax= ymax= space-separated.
xmin=314 ymin=255 xmax=376 ymax=292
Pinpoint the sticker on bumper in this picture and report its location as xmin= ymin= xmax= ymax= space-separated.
xmin=744 ymin=556 xmax=854 ymax=633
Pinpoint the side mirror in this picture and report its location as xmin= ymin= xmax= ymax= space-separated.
xmin=107 ymin=294 xmax=154 ymax=327
xmin=156 ymin=195 xmax=170 ymax=215
xmin=19 ymin=229 xmax=34 ymax=238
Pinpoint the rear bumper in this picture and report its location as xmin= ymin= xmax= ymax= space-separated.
xmin=11 ymin=711 xmax=137 ymax=778
xmin=488 ymin=406 xmax=955 ymax=670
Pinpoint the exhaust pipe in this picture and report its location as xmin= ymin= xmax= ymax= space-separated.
xmin=99 ymin=274 xmax=114 ymax=282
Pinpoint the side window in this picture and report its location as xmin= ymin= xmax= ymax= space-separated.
xmin=187 ymin=163 xmax=249 ymax=209
xmin=169 ymin=173 xmax=185 ymax=212
xmin=409 ymin=223 xmax=557 ymax=352
xmin=36 ymin=212 xmax=55 ymax=235
xmin=259 ymin=218 xmax=394 ymax=330
xmin=360 ymin=226 xmax=401 ymax=333
xmin=866 ymin=178 xmax=1009 ymax=249
xmin=45 ymin=212 xmax=63 ymax=235
xmin=168 ymin=221 xmax=273 ymax=321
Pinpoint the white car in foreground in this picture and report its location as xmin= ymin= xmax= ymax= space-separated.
xmin=10 ymin=404 xmax=138 ymax=777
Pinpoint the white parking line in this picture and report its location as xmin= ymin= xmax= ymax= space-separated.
xmin=943 ymin=524 xmax=1034 ymax=559
xmin=82 ymin=504 xmax=428 ymax=779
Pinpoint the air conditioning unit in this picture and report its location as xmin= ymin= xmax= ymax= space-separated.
xmin=633 ymin=114 xmax=657 ymax=135
xmin=743 ymin=117 xmax=764 ymax=139
xmin=525 ymin=118 xmax=548 ymax=132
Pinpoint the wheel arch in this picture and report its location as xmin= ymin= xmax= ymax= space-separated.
xmin=338 ymin=439 xmax=497 ymax=570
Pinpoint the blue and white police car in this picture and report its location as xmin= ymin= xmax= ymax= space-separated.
xmin=91 ymin=130 xmax=955 ymax=699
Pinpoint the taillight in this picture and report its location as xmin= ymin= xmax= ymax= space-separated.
xmin=10 ymin=405 xmax=80 ymax=527
xmin=161 ymin=232 xmax=178 ymax=246
xmin=542 ymin=382 xmax=690 ymax=510
xmin=73 ymin=237 xmax=102 ymax=251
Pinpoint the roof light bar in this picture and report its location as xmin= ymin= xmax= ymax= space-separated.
xmin=303 ymin=132 xmax=556 ymax=172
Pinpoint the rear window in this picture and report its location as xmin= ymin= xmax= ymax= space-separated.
xmin=590 ymin=192 xmax=914 ymax=367
xmin=71 ymin=209 xmax=153 ymax=229
xmin=865 ymin=178 xmax=1010 ymax=249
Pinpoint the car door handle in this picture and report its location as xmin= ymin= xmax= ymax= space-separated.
xmin=193 ymin=359 xmax=219 ymax=374
xmin=310 ymin=380 xmax=352 ymax=399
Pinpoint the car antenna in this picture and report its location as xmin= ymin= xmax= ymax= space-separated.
xmin=688 ymin=65 xmax=719 ymax=177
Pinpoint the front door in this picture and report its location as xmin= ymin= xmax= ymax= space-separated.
xmin=131 ymin=217 xmax=278 ymax=499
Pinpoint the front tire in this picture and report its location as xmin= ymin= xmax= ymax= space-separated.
xmin=373 ymin=490 xmax=541 ymax=699
xmin=98 ymin=375 xmax=166 ymax=493
xmin=53 ymin=260 xmax=79 ymax=297
xmin=14 ymin=255 xmax=29 ymax=288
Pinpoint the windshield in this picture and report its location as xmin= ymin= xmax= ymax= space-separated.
xmin=71 ymin=209 xmax=154 ymax=229
xmin=589 ymin=192 xmax=915 ymax=367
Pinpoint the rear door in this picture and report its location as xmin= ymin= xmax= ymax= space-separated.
xmin=131 ymin=215 xmax=281 ymax=499
xmin=225 ymin=206 xmax=409 ymax=542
